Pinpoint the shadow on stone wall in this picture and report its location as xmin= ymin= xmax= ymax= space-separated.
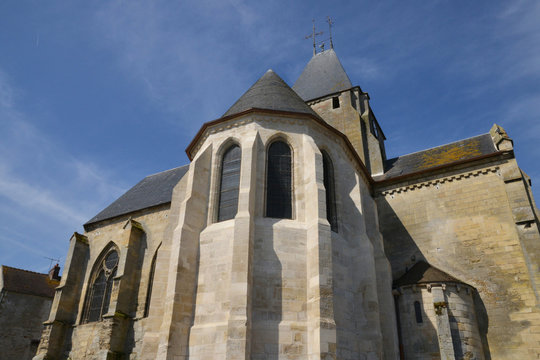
xmin=376 ymin=195 xmax=521 ymax=360
xmin=124 ymin=232 xmax=147 ymax=356
xmin=251 ymin=221 xmax=282 ymax=359
xmin=473 ymin=290 xmax=491 ymax=360
xmin=336 ymin=176 xmax=374 ymax=358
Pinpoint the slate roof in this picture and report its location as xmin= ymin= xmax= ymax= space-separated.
xmin=376 ymin=134 xmax=497 ymax=181
xmin=293 ymin=49 xmax=353 ymax=101
xmin=1 ymin=266 xmax=58 ymax=298
xmin=223 ymin=69 xmax=319 ymax=118
xmin=393 ymin=261 xmax=465 ymax=288
xmin=85 ymin=165 xmax=189 ymax=226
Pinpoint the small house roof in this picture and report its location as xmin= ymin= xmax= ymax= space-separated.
xmin=393 ymin=261 xmax=466 ymax=288
xmin=1 ymin=265 xmax=58 ymax=298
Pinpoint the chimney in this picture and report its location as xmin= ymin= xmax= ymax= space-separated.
xmin=49 ymin=264 xmax=61 ymax=281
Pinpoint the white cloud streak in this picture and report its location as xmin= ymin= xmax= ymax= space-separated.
xmin=0 ymin=69 xmax=126 ymax=271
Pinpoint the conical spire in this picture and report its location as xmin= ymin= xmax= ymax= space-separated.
xmin=293 ymin=49 xmax=352 ymax=101
xmin=223 ymin=69 xmax=318 ymax=118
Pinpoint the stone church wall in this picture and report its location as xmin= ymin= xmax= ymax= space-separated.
xmin=396 ymin=284 xmax=484 ymax=360
xmin=67 ymin=205 xmax=171 ymax=359
xmin=0 ymin=292 xmax=52 ymax=360
xmin=162 ymin=115 xmax=399 ymax=359
xmin=377 ymin=157 xmax=540 ymax=359
xmin=309 ymin=89 xmax=385 ymax=176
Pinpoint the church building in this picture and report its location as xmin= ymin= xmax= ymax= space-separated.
xmin=34 ymin=47 xmax=540 ymax=360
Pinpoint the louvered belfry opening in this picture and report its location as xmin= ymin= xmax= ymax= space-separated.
xmin=84 ymin=249 xmax=119 ymax=323
xmin=218 ymin=144 xmax=241 ymax=222
xmin=322 ymin=151 xmax=338 ymax=232
xmin=266 ymin=141 xmax=292 ymax=219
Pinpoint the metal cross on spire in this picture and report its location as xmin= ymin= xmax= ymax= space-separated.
xmin=327 ymin=16 xmax=334 ymax=49
xmin=305 ymin=19 xmax=323 ymax=55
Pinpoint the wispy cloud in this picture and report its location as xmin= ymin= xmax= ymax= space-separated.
xmin=0 ymin=169 xmax=87 ymax=224
xmin=0 ymin=69 xmax=125 ymax=271
xmin=90 ymin=1 xmax=305 ymax=131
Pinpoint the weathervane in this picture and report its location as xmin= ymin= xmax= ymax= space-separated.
xmin=327 ymin=16 xmax=334 ymax=49
xmin=305 ymin=19 xmax=323 ymax=55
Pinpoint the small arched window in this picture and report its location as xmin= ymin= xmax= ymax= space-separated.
xmin=83 ymin=248 xmax=119 ymax=323
xmin=144 ymin=245 xmax=160 ymax=317
xmin=266 ymin=141 xmax=292 ymax=219
xmin=414 ymin=301 xmax=423 ymax=324
xmin=218 ymin=144 xmax=241 ymax=222
xmin=322 ymin=151 xmax=338 ymax=232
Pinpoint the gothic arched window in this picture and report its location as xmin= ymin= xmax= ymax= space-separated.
xmin=218 ymin=144 xmax=241 ymax=221
xmin=83 ymin=248 xmax=119 ymax=323
xmin=266 ymin=141 xmax=292 ymax=219
xmin=322 ymin=151 xmax=338 ymax=232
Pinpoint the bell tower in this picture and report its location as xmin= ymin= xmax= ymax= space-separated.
xmin=293 ymin=48 xmax=387 ymax=175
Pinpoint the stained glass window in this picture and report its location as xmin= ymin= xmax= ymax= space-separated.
xmin=322 ymin=151 xmax=338 ymax=232
xmin=266 ymin=141 xmax=292 ymax=219
xmin=86 ymin=270 xmax=106 ymax=322
xmin=218 ymin=145 xmax=241 ymax=221
xmin=83 ymin=248 xmax=119 ymax=323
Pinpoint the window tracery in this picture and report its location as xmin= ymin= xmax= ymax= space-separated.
xmin=83 ymin=248 xmax=119 ymax=323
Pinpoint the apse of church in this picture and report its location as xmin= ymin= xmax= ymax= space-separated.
xmin=33 ymin=47 xmax=540 ymax=360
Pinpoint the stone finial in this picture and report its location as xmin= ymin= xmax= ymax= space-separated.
xmin=489 ymin=124 xmax=513 ymax=150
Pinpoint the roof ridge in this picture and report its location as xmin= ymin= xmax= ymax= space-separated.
xmin=2 ymin=264 xmax=48 ymax=276
xmin=145 ymin=164 xmax=189 ymax=178
xmin=388 ymin=133 xmax=492 ymax=160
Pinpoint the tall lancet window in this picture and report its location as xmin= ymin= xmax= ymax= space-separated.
xmin=218 ymin=144 xmax=241 ymax=221
xmin=83 ymin=247 xmax=119 ymax=323
xmin=322 ymin=151 xmax=338 ymax=232
xmin=266 ymin=141 xmax=292 ymax=219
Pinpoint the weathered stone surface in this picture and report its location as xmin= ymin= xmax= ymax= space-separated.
xmin=30 ymin=54 xmax=540 ymax=360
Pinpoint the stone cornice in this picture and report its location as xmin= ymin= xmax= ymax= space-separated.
xmin=378 ymin=166 xmax=501 ymax=196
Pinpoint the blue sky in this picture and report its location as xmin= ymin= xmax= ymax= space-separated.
xmin=1 ymin=1 xmax=539 ymax=273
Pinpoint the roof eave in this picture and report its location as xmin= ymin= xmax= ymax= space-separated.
xmin=303 ymin=85 xmax=364 ymax=103
xmin=375 ymin=150 xmax=513 ymax=187
xmin=185 ymin=107 xmax=374 ymax=186
xmin=83 ymin=201 xmax=172 ymax=231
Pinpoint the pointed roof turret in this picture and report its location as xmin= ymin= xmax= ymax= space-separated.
xmin=223 ymin=69 xmax=318 ymax=118
xmin=293 ymin=49 xmax=352 ymax=101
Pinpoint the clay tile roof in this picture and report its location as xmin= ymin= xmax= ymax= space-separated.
xmin=292 ymin=49 xmax=353 ymax=101
xmin=85 ymin=164 xmax=189 ymax=227
xmin=1 ymin=265 xmax=58 ymax=298
xmin=223 ymin=69 xmax=319 ymax=118
xmin=376 ymin=133 xmax=497 ymax=181
xmin=393 ymin=261 xmax=466 ymax=288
